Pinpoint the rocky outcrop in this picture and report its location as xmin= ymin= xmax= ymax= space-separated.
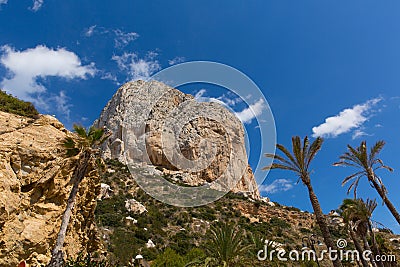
xmin=125 ymin=199 xmax=147 ymax=214
xmin=0 ymin=111 xmax=101 ymax=266
xmin=94 ymin=80 xmax=260 ymax=199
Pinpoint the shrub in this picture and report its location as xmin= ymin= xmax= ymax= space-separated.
xmin=169 ymin=231 xmax=194 ymax=255
xmin=0 ymin=90 xmax=39 ymax=118
xmin=184 ymin=248 xmax=206 ymax=263
xmin=299 ymin=227 xmax=311 ymax=234
xmin=65 ymin=253 xmax=110 ymax=267
xmin=110 ymin=228 xmax=141 ymax=264
xmin=95 ymin=195 xmax=127 ymax=227
xmin=152 ymin=248 xmax=185 ymax=267
xmin=269 ymin=217 xmax=291 ymax=229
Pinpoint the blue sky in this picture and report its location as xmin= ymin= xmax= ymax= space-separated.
xmin=1 ymin=1 xmax=400 ymax=233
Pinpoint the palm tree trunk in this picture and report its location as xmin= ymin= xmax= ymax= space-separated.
xmin=368 ymin=222 xmax=385 ymax=267
xmin=370 ymin=176 xmax=400 ymax=225
xmin=349 ymin=229 xmax=369 ymax=267
xmin=304 ymin=180 xmax=343 ymax=267
xmin=47 ymin=151 xmax=91 ymax=267
xmin=362 ymin=235 xmax=378 ymax=267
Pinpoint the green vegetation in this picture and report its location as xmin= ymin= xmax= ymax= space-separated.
xmin=0 ymin=90 xmax=38 ymax=118
xmin=87 ymin=142 xmax=400 ymax=267
xmin=204 ymin=222 xmax=250 ymax=266
xmin=92 ymin=160 xmax=353 ymax=266
xmin=152 ymin=248 xmax=185 ymax=267
xmin=65 ymin=253 xmax=110 ymax=267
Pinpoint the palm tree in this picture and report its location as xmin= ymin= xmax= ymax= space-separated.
xmin=264 ymin=136 xmax=343 ymax=267
xmin=47 ymin=125 xmax=110 ymax=267
xmin=334 ymin=141 xmax=400 ymax=225
xmin=204 ymin=222 xmax=250 ymax=267
xmin=338 ymin=198 xmax=379 ymax=267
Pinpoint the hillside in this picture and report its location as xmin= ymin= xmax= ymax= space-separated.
xmin=0 ymin=90 xmax=38 ymax=119
xmin=94 ymin=159 xmax=400 ymax=266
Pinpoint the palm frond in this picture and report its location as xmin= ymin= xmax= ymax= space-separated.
xmin=62 ymin=137 xmax=80 ymax=157
xmin=375 ymin=159 xmax=393 ymax=172
xmin=341 ymin=171 xmax=364 ymax=186
xmin=262 ymin=163 xmax=298 ymax=173
xmin=73 ymin=124 xmax=87 ymax=138
xmin=264 ymin=153 xmax=299 ymax=171
xmin=305 ymin=137 xmax=323 ymax=169
xmin=338 ymin=153 xmax=363 ymax=168
xmin=276 ymin=144 xmax=299 ymax=169
xmin=88 ymin=127 xmax=106 ymax=146
xmin=333 ymin=160 xmax=360 ymax=168
xmin=302 ymin=136 xmax=309 ymax=167
xmin=292 ymin=136 xmax=303 ymax=170
xmin=369 ymin=140 xmax=386 ymax=164
xmin=345 ymin=176 xmax=361 ymax=198
xmin=366 ymin=198 xmax=377 ymax=214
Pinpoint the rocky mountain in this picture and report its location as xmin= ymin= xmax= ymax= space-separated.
xmin=0 ymin=111 xmax=101 ymax=266
xmin=94 ymin=80 xmax=260 ymax=200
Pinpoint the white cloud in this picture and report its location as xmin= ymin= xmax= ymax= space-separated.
xmin=84 ymin=25 xmax=97 ymax=37
xmin=168 ymin=57 xmax=185 ymax=65
xmin=352 ymin=129 xmax=368 ymax=140
xmin=312 ymin=97 xmax=382 ymax=138
xmin=101 ymin=72 xmax=119 ymax=84
xmin=31 ymin=0 xmax=44 ymax=11
xmin=0 ymin=0 xmax=8 ymax=6
xmin=235 ymin=98 xmax=266 ymax=124
xmin=82 ymin=26 xmax=139 ymax=49
xmin=0 ymin=45 xmax=96 ymax=109
xmin=52 ymin=90 xmax=72 ymax=120
xmin=112 ymin=52 xmax=160 ymax=81
xmin=114 ymin=30 xmax=139 ymax=48
xmin=259 ymin=179 xmax=294 ymax=194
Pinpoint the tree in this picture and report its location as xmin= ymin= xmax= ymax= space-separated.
xmin=334 ymin=141 xmax=400 ymax=225
xmin=264 ymin=136 xmax=343 ymax=267
xmin=203 ymin=222 xmax=250 ymax=267
xmin=47 ymin=125 xmax=110 ymax=267
xmin=338 ymin=199 xmax=379 ymax=267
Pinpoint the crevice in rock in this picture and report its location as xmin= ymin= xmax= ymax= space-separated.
xmin=21 ymin=182 xmax=36 ymax=193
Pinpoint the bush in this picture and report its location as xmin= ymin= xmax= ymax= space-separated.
xmin=0 ymin=90 xmax=39 ymax=118
xmin=65 ymin=253 xmax=110 ymax=267
xmin=169 ymin=231 xmax=194 ymax=255
xmin=299 ymin=227 xmax=311 ymax=234
xmin=152 ymin=248 xmax=185 ymax=267
xmin=95 ymin=194 xmax=127 ymax=227
xmin=184 ymin=248 xmax=206 ymax=263
xmin=110 ymin=228 xmax=141 ymax=264
xmin=269 ymin=217 xmax=291 ymax=229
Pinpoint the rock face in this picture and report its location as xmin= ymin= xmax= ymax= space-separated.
xmin=94 ymin=80 xmax=260 ymax=199
xmin=0 ymin=111 xmax=101 ymax=266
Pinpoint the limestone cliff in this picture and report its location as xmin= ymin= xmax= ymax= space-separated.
xmin=0 ymin=111 xmax=100 ymax=266
xmin=94 ymin=80 xmax=260 ymax=199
